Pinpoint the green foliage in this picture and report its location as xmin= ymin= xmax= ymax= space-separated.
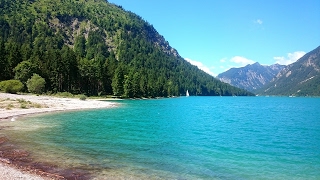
xmin=0 ymin=79 xmax=24 ymax=93
xmin=0 ymin=0 xmax=254 ymax=97
xmin=6 ymin=103 xmax=14 ymax=110
xmin=112 ymin=65 xmax=125 ymax=96
xmin=17 ymin=98 xmax=27 ymax=103
xmin=54 ymin=92 xmax=74 ymax=98
xmin=74 ymin=35 xmax=86 ymax=58
xmin=20 ymin=103 xmax=27 ymax=109
xmin=26 ymin=74 xmax=46 ymax=94
xmin=0 ymin=38 xmax=7 ymax=81
xmin=79 ymin=94 xmax=87 ymax=101
xmin=78 ymin=58 xmax=100 ymax=95
xmin=14 ymin=60 xmax=37 ymax=84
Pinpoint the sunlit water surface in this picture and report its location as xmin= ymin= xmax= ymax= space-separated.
xmin=1 ymin=97 xmax=320 ymax=179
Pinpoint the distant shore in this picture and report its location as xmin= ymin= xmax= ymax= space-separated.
xmin=0 ymin=92 xmax=117 ymax=179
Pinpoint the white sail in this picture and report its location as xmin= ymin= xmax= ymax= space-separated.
xmin=186 ymin=90 xmax=190 ymax=97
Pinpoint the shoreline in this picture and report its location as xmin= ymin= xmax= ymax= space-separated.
xmin=0 ymin=92 xmax=117 ymax=179
xmin=0 ymin=93 xmax=117 ymax=120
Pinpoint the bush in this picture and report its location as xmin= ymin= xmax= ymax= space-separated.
xmin=79 ymin=94 xmax=87 ymax=101
xmin=20 ymin=103 xmax=28 ymax=109
xmin=6 ymin=103 xmax=14 ymax=110
xmin=26 ymin=74 xmax=46 ymax=94
xmin=55 ymin=92 xmax=74 ymax=98
xmin=14 ymin=61 xmax=37 ymax=84
xmin=0 ymin=80 xmax=24 ymax=94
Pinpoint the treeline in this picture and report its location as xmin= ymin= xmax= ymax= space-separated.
xmin=0 ymin=0 xmax=254 ymax=97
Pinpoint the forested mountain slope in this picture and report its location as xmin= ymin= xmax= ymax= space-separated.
xmin=0 ymin=0 xmax=253 ymax=97
xmin=217 ymin=63 xmax=285 ymax=92
xmin=258 ymin=46 xmax=320 ymax=96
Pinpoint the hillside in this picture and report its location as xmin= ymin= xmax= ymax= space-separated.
xmin=217 ymin=63 xmax=285 ymax=92
xmin=0 ymin=0 xmax=253 ymax=97
xmin=258 ymin=46 xmax=320 ymax=96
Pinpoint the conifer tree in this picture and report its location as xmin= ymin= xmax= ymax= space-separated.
xmin=0 ymin=38 xmax=7 ymax=81
xmin=112 ymin=65 xmax=124 ymax=96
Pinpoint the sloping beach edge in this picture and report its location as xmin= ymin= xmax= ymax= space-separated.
xmin=0 ymin=92 xmax=117 ymax=179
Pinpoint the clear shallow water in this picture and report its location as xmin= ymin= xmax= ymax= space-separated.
xmin=1 ymin=97 xmax=320 ymax=179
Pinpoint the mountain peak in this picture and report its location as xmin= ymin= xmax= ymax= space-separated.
xmin=248 ymin=62 xmax=261 ymax=68
xmin=217 ymin=63 xmax=285 ymax=92
xmin=258 ymin=46 xmax=320 ymax=96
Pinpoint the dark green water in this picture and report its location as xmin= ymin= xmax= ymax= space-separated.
xmin=1 ymin=97 xmax=320 ymax=179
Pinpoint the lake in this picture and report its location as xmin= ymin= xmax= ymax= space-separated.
xmin=1 ymin=97 xmax=320 ymax=179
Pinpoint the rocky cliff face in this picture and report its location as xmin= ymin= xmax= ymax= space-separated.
xmin=217 ymin=63 xmax=285 ymax=92
xmin=259 ymin=46 xmax=320 ymax=96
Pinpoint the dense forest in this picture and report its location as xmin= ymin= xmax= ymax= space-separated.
xmin=0 ymin=0 xmax=253 ymax=97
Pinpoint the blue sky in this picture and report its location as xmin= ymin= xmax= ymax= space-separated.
xmin=108 ymin=0 xmax=320 ymax=76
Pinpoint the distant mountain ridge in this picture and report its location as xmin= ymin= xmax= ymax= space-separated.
xmin=217 ymin=63 xmax=285 ymax=92
xmin=258 ymin=46 xmax=320 ymax=96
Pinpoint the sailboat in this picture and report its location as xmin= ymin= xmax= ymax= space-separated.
xmin=186 ymin=90 xmax=190 ymax=97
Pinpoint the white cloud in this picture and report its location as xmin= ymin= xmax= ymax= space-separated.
xmin=184 ymin=56 xmax=256 ymax=76
xmin=220 ymin=58 xmax=227 ymax=63
xmin=274 ymin=51 xmax=306 ymax=65
xmin=254 ymin=19 xmax=263 ymax=25
xmin=185 ymin=58 xmax=216 ymax=76
xmin=230 ymin=56 xmax=255 ymax=66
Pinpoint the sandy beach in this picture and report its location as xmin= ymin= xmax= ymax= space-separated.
xmin=0 ymin=93 xmax=116 ymax=120
xmin=0 ymin=92 xmax=116 ymax=179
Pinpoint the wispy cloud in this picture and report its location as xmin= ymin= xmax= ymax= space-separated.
xmin=273 ymin=51 xmax=306 ymax=65
xmin=215 ymin=56 xmax=255 ymax=75
xmin=185 ymin=58 xmax=216 ymax=76
xmin=220 ymin=58 xmax=227 ymax=63
xmin=254 ymin=19 xmax=263 ymax=25
xmin=230 ymin=56 xmax=255 ymax=66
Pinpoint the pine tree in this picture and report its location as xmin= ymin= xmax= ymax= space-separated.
xmin=74 ymin=35 xmax=86 ymax=58
xmin=112 ymin=65 xmax=124 ymax=96
xmin=0 ymin=38 xmax=7 ymax=80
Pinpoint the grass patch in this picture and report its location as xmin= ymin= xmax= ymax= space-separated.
xmin=33 ymin=103 xmax=42 ymax=108
xmin=20 ymin=103 xmax=28 ymax=109
xmin=17 ymin=98 xmax=32 ymax=109
xmin=78 ymin=94 xmax=87 ymax=101
xmin=0 ymin=98 xmax=43 ymax=109
xmin=6 ymin=103 xmax=14 ymax=110
xmin=31 ymin=103 xmax=42 ymax=108
xmin=17 ymin=98 xmax=27 ymax=103
xmin=54 ymin=92 xmax=74 ymax=98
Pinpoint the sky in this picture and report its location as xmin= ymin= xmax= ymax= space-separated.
xmin=108 ymin=0 xmax=320 ymax=76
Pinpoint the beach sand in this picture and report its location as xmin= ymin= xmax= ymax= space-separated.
xmin=0 ymin=163 xmax=45 ymax=180
xmin=0 ymin=92 xmax=116 ymax=179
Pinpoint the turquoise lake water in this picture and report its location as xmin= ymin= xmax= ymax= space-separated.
xmin=1 ymin=97 xmax=320 ymax=179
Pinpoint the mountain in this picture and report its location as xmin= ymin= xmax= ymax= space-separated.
xmin=217 ymin=62 xmax=285 ymax=92
xmin=258 ymin=46 xmax=320 ymax=96
xmin=0 ymin=0 xmax=253 ymax=97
